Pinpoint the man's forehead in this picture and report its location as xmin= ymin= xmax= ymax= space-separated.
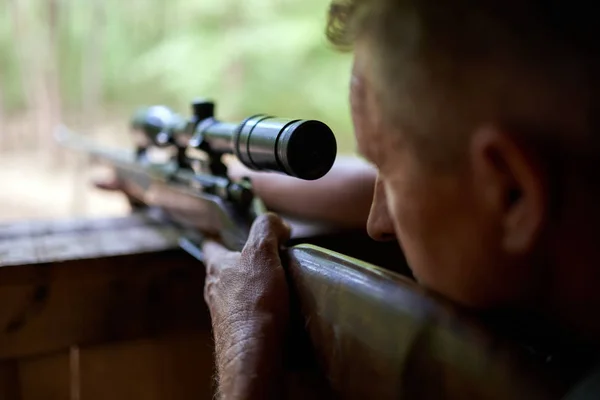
xmin=350 ymin=60 xmax=374 ymax=161
xmin=350 ymin=44 xmax=389 ymax=164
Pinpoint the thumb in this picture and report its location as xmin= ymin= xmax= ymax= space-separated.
xmin=244 ymin=213 xmax=291 ymax=253
xmin=93 ymin=178 xmax=122 ymax=191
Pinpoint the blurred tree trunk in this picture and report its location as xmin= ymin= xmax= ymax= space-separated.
xmin=9 ymin=0 xmax=38 ymax=147
xmin=223 ymin=0 xmax=245 ymax=115
xmin=158 ymin=0 xmax=169 ymax=40
xmin=45 ymin=0 xmax=64 ymax=166
xmin=70 ymin=0 xmax=106 ymax=215
xmin=0 ymin=86 xmax=5 ymax=151
xmin=81 ymin=0 xmax=104 ymax=126
xmin=9 ymin=0 xmax=62 ymax=165
xmin=131 ymin=0 xmax=143 ymax=52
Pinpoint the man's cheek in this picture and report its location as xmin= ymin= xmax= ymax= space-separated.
xmin=385 ymin=190 xmax=432 ymax=272
xmin=385 ymin=182 xmax=421 ymax=237
xmin=386 ymin=195 xmax=418 ymax=254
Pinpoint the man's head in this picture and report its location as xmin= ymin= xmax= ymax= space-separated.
xmin=327 ymin=0 xmax=600 ymax=314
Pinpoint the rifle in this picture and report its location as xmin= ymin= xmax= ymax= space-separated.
xmin=57 ymin=99 xmax=573 ymax=399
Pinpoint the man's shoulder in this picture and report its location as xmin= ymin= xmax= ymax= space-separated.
xmin=563 ymin=366 xmax=600 ymax=400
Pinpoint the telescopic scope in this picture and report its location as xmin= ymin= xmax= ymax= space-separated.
xmin=132 ymin=100 xmax=337 ymax=181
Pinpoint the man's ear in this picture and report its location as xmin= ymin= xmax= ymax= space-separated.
xmin=470 ymin=126 xmax=548 ymax=255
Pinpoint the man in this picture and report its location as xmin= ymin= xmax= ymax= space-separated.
xmin=203 ymin=0 xmax=600 ymax=396
xmin=102 ymin=0 xmax=600 ymax=398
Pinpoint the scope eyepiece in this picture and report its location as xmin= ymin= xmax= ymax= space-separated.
xmin=232 ymin=116 xmax=337 ymax=181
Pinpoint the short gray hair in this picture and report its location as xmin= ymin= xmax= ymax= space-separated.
xmin=326 ymin=0 xmax=600 ymax=168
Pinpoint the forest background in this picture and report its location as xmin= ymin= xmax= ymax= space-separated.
xmin=0 ymin=0 xmax=354 ymax=221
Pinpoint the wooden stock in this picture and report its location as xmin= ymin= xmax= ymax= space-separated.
xmin=286 ymin=245 xmax=571 ymax=399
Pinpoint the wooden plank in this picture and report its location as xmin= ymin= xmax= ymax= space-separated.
xmin=0 ymin=249 xmax=209 ymax=360
xmin=0 ymin=212 xmax=210 ymax=360
xmin=18 ymin=351 xmax=70 ymax=400
xmin=0 ymin=360 xmax=21 ymax=400
xmin=78 ymin=333 xmax=215 ymax=400
xmin=0 ymin=210 xmax=174 ymax=240
xmin=0 ymin=209 xmax=184 ymax=267
xmin=16 ymin=333 xmax=215 ymax=400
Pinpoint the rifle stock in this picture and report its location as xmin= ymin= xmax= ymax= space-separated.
xmin=285 ymin=245 xmax=569 ymax=399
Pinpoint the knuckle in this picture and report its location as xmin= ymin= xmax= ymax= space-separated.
xmin=227 ymin=252 xmax=242 ymax=262
xmin=205 ymin=251 xmax=239 ymax=274
xmin=243 ymin=236 xmax=276 ymax=259
xmin=206 ymin=261 xmax=218 ymax=276
xmin=253 ymin=213 xmax=281 ymax=233
xmin=262 ymin=212 xmax=281 ymax=226
xmin=205 ymin=261 xmax=214 ymax=274
xmin=254 ymin=235 xmax=275 ymax=251
xmin=245 ymin=214 xmax=289 ymax=255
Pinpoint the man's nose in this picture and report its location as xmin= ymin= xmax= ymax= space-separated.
xmin=366 ymin=177 xmax=396 ymax=242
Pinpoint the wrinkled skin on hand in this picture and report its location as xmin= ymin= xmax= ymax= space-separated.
xmin=202 ymin=213 xmax=291 ymax=397
xmin=202 ymin=212 xmax=291 ymax=334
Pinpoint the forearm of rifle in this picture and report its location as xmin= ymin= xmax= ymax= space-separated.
xmin=93 ymin=164 xmax=149 ymax=208
xmin=228 ymin=155 xmax=376 ymax=228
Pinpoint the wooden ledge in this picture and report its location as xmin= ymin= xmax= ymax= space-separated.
xmin=0 ymin=211 xmax=209 ymax=359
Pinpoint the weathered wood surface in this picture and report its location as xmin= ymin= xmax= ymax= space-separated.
xmin=0 ymin=360 xmax=20 ymax=399
xmin=0 ymin=212 xmax=215 ymax=399
xmin=0 ymin=209 xmax=183 ymax=267
xmin=6 ymin=334 xmax=215 ymax=400
xmin=16 ymin=333 xmax=215 ymax=400
xmin=0 ymin=211 xmax=209 ymax=360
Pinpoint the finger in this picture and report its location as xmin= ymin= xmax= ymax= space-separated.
xmin=226 ymin=157 xmax=256 ymax=181
xmin=201 ymin=238 xmax=231 ymax=264
xmin=92 ymin=167 xmax=122 ymax=191
xmin=93 ymin=178 xmax=122 ymax=191
xmin=245 ymin=212 xmax=291 ymax=252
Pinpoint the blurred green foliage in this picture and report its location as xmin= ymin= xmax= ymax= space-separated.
xmin=0 ymin=0 xmax=356 ymax=152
